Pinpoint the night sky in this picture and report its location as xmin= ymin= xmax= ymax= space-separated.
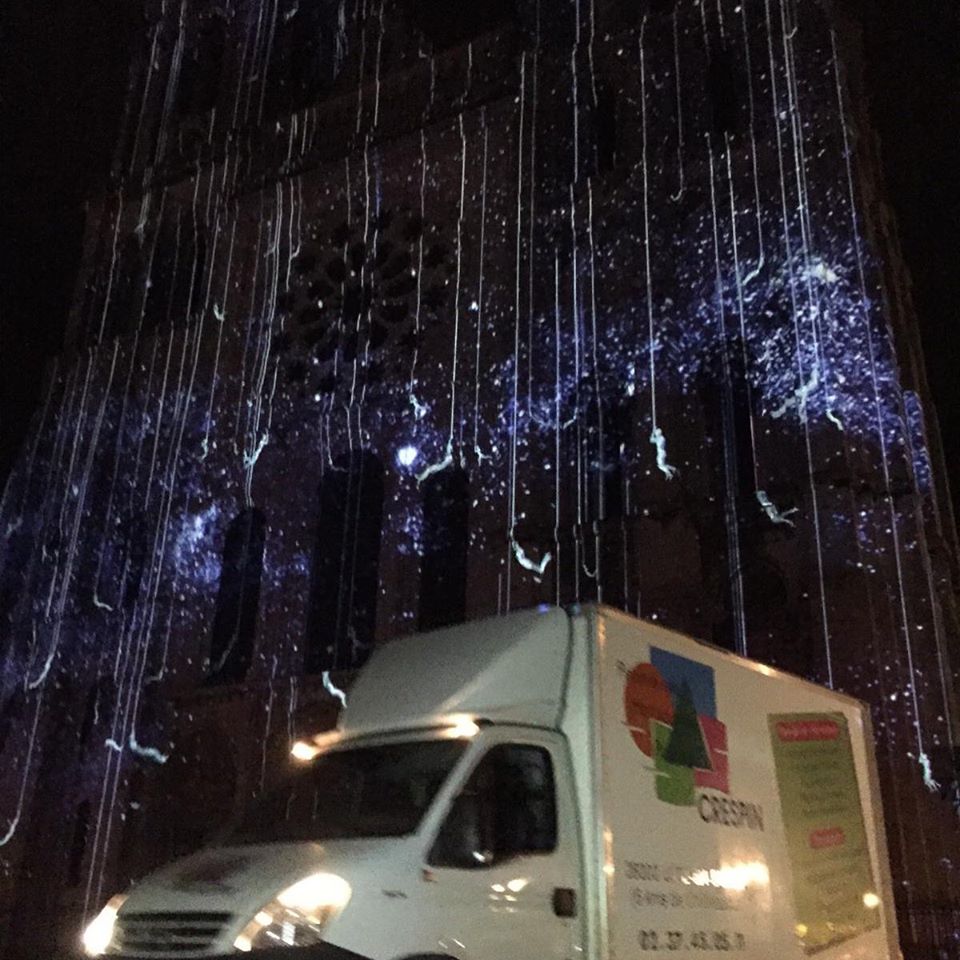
xmin=2 ymin=0 xmax=957 ymax=511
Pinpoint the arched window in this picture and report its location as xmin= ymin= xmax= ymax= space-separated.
xmin=593 ymin=80 xmax=619 ymax=176
xmin=176 ymin=221 xmax=207 ymax=324
xmin=401 ymin=0 xmax=518 ymax=50
xmin=103 ymin=235 xmax=147 ymax=340
xmin=0 ymin=520 xmax=34 ymax=655
xmin=706 ymin=39 xmax=744 ymax=142
xmin=207 ymin=508 xmax=266 ymax=684
xmin=694 ymin=364 xmax=762 ymax=654
xmin=261 ymin=0 xmax=341 ymax=121
xmin=590 ymin=402 xmax=631 ymax=524
xmin=0 ymin=688 xmax=25 ymax=756
xmin=67 ymin=800 xmax=91 ymax=887
xmin=79 ymin=676 xmax=115 ymax=750
xmin=121 ymin=514 xmax=148 ymax=610
xmin=419 ymin=468 xmax=469 ymax=631
xmin=117 ymin=766 xmax=149 ymax=879
xmin=176 ymin=5 xmax=227 ymax=116
xmin=85 ymin=509 xmax=147 ymax=615
xmin=305 ymin=453 xmax=384 ymax=672
xmin=580 ymin=403 xmax=632 ymax=610
xmin=143 ymin=208 xmax=207 ymax=332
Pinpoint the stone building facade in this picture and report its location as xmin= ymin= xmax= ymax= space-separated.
xmin=0 ymin=1 xmax=958 ymax=956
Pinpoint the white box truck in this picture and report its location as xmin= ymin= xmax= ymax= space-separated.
xmin=82 ymin=605 xmax=901 ymax=959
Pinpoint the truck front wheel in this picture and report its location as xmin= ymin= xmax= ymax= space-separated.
xmin=396 ymin=955 xmax=457 ymax=960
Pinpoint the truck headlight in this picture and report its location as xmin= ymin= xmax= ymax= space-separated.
xmin=81 ymin=894 xmax=127 ymax=956
xmin=234 ymin=872 xmax=351 ymax=951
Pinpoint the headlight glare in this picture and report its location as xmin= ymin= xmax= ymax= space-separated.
xmin=81 ymin=894 xmax=127 ymax=956
xmin=234 ymin=872 xmax=350 ymax=951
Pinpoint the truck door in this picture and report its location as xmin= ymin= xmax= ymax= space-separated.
xmin=418 ymin=736 xmax=584 ymax=960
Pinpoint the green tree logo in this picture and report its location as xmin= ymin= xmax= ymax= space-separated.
xmin=664 ymin=682 xmax=711 ymax=770
xmin=625 ymin=650 xmax=727 ymax=807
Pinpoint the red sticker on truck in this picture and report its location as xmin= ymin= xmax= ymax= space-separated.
xmin=776 ymin=719 xmax=841 ymax=742
xmin=809 ymin=827 xmax=846 ymax=849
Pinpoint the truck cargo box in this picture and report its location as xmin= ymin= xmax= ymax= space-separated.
xmin=584 ymin=606 xmax=899 ymax=959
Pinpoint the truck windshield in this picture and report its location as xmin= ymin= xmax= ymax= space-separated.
xmin=228 ymin=739 xmax=469 ymax=843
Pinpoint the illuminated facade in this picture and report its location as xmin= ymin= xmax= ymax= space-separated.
xmin=0 ymin=1 xmax=958 ymax=956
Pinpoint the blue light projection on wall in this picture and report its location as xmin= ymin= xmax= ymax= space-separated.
xmin=0 ymin=0 xmax=957 ymax=947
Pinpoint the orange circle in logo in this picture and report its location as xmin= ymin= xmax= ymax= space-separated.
xmin=624 ymin=663 xmax=674 ymax=756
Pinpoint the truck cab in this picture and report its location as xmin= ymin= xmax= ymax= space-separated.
xmin=84 ymin=607 xmax=589 ymax=958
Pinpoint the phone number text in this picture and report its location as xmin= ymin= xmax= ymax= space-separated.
xmin=637 ymin=930 xmax=747 ymax=951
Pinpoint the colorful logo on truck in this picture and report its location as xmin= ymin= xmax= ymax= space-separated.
xmin=624 ymin=648 xmax=729 ymax=807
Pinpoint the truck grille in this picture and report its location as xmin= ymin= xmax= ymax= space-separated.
xmin=110 ymin=912 xmax=233 ymax=956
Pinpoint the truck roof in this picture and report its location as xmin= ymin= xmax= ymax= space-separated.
xmin=336 ymin=603 xmax=867 ymax=741
xmin=594 ymin=604 xmax=869 ymax=711
xmin=338 ymin=605 xmax=572 ymax=735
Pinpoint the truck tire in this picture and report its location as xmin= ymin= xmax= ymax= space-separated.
xmin=397 ymin=955 xmax=457 ymax=960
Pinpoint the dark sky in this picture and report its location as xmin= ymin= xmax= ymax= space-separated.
xmin=0 ymin=0 xmax=137 ymax=478
xmin=865 ymin=1 xmax=960 ymax=517
xmin=1 ymin=0 xmax=958 ymax=511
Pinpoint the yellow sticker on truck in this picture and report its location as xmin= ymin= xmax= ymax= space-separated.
xmin=768 ymin=712 xmax=881 ymax=954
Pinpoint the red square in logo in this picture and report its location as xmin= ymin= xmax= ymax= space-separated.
xmin=694 ymin=716 xmax=729 ymax=794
